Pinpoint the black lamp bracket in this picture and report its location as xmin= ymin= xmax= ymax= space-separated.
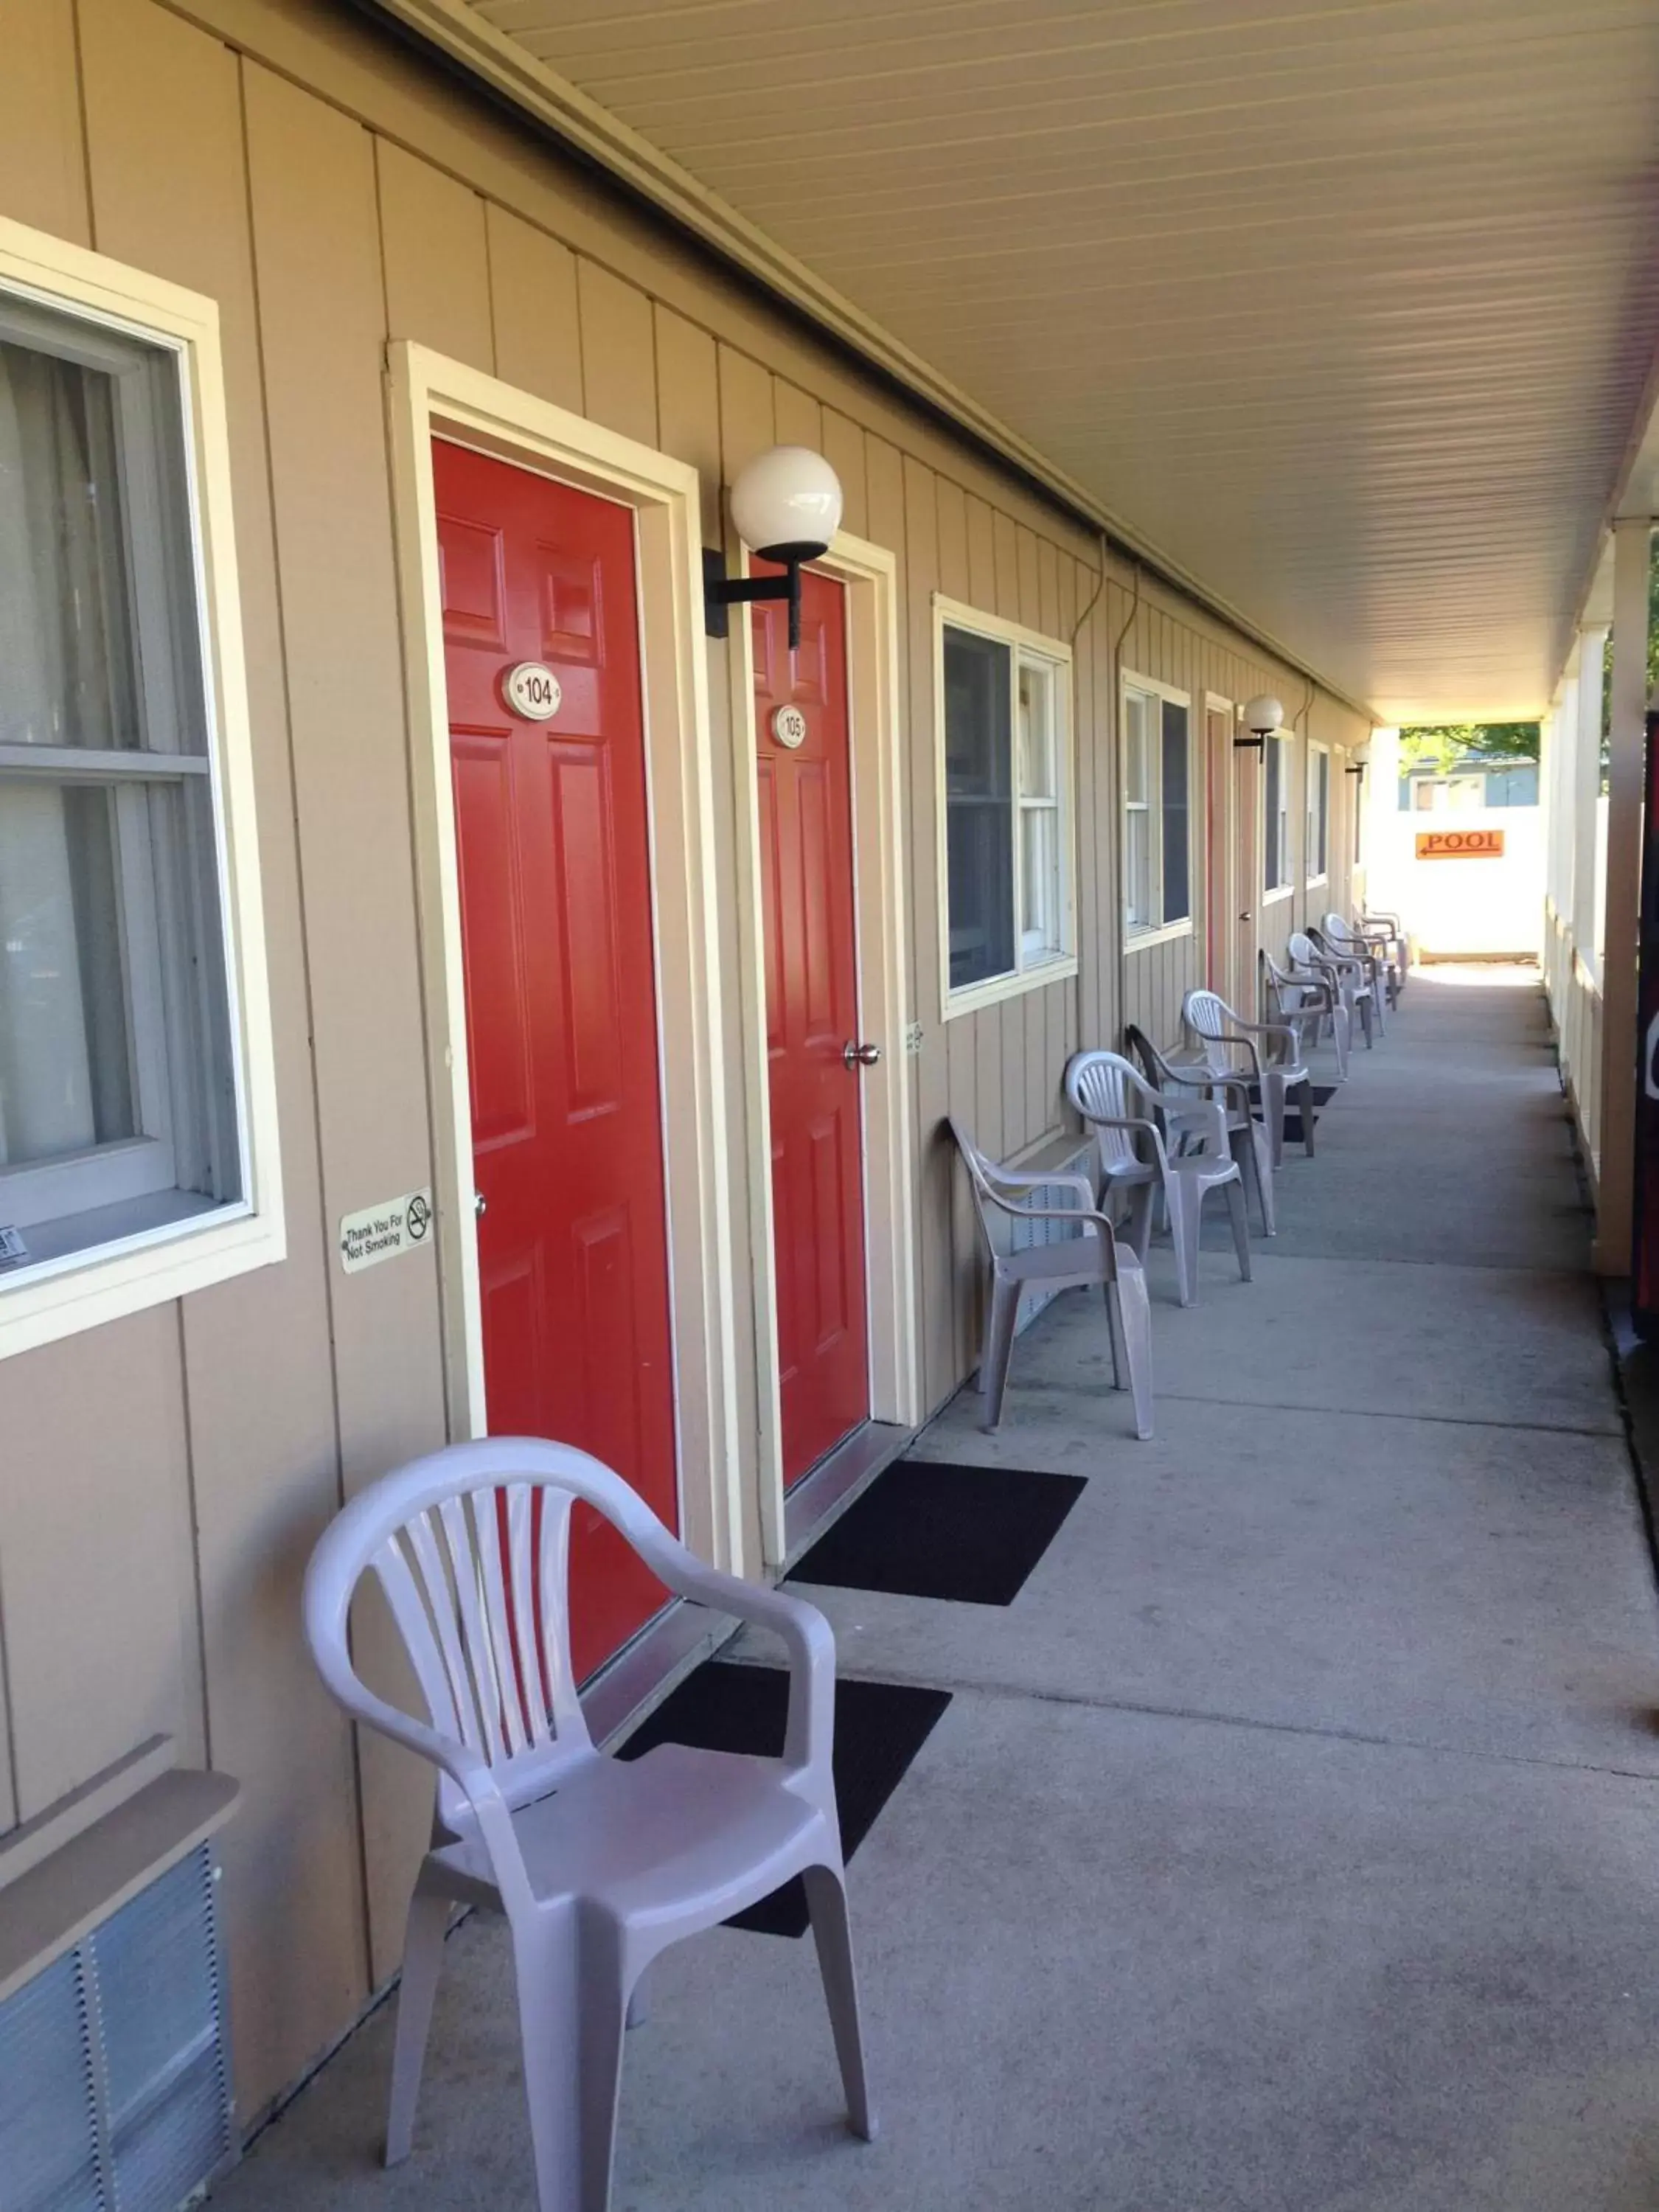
xmin=703 ymin=547 xmax=804 ymax=648
xmin=1234 ymin=734 xmax=1268 ymax=750
xmin=1345 ymin=762 xmax=1367 ymax=777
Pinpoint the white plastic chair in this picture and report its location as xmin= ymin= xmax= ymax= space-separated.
xmin=1361 ymin=907 xmax=1409 ymax=992
xmin=1311 ymin=920 xmax=1387 ymax=1036
xmin=1324 ymin=910 xmax=1402 ymax=1013
xmin=302 ymin=1438 xmax=873 ymax=2212
xmin=1062 ymin=1051 xmax=1249 ymax=1308
xmin=1124 ymin=1023 xmax=1275 ymax=1238
xmin=1262 ymin=946 xmax=1349 ymax=1081
xmin=1290 ymin=927 xmax=1374 ymax=1052
xmin=950 ymin=1119 xmax=1153 ymax=1438
xmin=1182 ymin=988 xmax=1315 ymax=1170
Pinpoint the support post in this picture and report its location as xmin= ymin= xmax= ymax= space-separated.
xmin=1594 ymin=522 xmax=1651 ymax=1274
xmin=1572 ymin=625 xmax=1608 ymax=971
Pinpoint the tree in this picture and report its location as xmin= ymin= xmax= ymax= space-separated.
xmin=1397 ymin=721 xmax=1538 ymax=771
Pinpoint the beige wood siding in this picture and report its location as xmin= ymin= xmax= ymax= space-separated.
xmin=0 ymin=0 xmax=1368 ymax=2125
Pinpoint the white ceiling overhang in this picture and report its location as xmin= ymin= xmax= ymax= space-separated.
xmin=372 ymin=0 xmax=1659 ymax=723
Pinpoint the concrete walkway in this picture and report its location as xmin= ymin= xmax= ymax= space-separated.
xmin=214 ymin=969 xmax=1659 ymax=2212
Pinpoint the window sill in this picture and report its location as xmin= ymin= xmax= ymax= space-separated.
xmin=1306 ymin=872 xmax=1329 ymax=891
xmin=1124 ymin=917 xmax=1194 ymax=953
xmin=944 ymin=953 xmax=1079 ymax=1021
xmin=1262 ymin=886 xmax=1294 ymax=906
xmin=0 ymin=1193 xmax=285 ymax=1360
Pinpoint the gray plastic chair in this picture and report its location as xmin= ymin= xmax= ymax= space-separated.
xmin=302 ymin=1436 xmax=873 ymax=2212
xmin=1182 ymin=989 xmax=1316 ymax=1171
xmin=950 ymin=1119 xmax=1153 ymax=1439
xmin=1062 ymin=1050 xmax=1249 ymax=1308
xmin=1325 ymin=910 xmax=1402 ymax=1013
xmin=1290 ymin=927 xmax=1375 ymax=1052
xmin=1262 ymin=946 xmax=1348 ymax=1080
xmin=1125 ymin=1023 xmax=1275 ymax=1238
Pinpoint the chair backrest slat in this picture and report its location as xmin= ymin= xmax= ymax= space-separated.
xmin=502 ymin=1480 xmax=553 ymax=1749
xmin=1181 ymin=990 xmax=1236 ymax=1074
xmin=373 ymin=1529 xmax=465 ymax=1744
xmin=438 ymin=1492 xmax=511 ymax=1766
xmin=1065 ymin=1050 xmax=1151 ymax=1169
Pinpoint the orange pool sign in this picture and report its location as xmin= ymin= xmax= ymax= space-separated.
xmin=1415 ymin=828 xmax=1505 ymax=859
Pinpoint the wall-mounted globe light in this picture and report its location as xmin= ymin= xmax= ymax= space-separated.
xmin=704 ymin=446 xmax=844 ymax=649
xmin=1237 ymin=693 xmax=1285 ymax=750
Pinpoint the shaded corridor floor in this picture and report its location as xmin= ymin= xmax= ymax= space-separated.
xmin=212 ymin=969 xmax=1659 ymax=2212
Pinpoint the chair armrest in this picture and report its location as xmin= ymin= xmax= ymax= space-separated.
xmin=303 ymin=1574 xmax=536 ymax=1910
xmin=1075 ymin=1113 xmax=1171 ymax=1174
xmin=986 ymin=1166 xmax=1097 ymax=1210
xmin=636 ymin=1551 xmax=838 ymax=1777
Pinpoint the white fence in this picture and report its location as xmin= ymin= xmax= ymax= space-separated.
xmin=1368 ymin=804 xmax=1543 ymax=959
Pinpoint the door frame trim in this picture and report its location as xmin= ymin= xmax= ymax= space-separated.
xmin=386 ymin=341 xmax=745 ymax=1573
xmin=726 ymin=531 xmax=920 ymax=1568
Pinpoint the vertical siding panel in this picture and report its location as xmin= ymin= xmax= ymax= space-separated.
xmin=1017 ymin=526 xmax=1041 ymax=630
xmin=773 ymin=375 xmax=821 ymax=453
xmin=1037 ymin=538 xmax=1061 ymax=642
xmin=821 ymin=406 xmax=868 ymax=539
xmin=245 ymin=65 xmax=447 ymax=1986
xmin=1 ymin=1313 xmax=201 ymax=1815
xmin=486 ymin=204 xmax=582 ymax=411
xmin=577 ymin=256 xmax=658 ymax=445
xmin=966 ymin=495 xmax=996 ymax=609
xmin=934 ymin=479 xmax=999 ymax=1180
xmin=655 ymin=305 xmax=721 ymax=540
xmin=992 ymin=510 xmax=1020 ymax=622
xmin=375 ymin=140 xmax=492 ymax=369
xmin=718 ymin=343 xmax=776 ymax=481
xmin=900 ymin=453 xmax=954 ymax=1409
xmin=0 ymin=0 xmax=88 ymax=240
xmin=78 ymin=2 xmax=368 ymax=2110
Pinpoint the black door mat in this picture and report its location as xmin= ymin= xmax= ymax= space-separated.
xmin=785 ymin=1458 xmax=1085 ymax=1607
xmin=1251 ymin=1082 xmax=1338 ymax=1145
xmin=619 ymin=1662 xmax=950 ymax=1935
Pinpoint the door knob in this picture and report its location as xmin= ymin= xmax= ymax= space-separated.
xmin=474 ymin=1191 xmax=487 ymax=1218
xmin=842 ymin=1040 xmax=882 ymax=1069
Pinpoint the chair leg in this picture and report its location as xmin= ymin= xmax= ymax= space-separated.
xmin=804 ymin=1864 xmax=877 ymax=2142
xmin=1224 ymin=1176 xmax=1251 ymax=1282
xmin=1358 ymin=994 xmax=1374 ymax=1048
xmin=1122 ymin=1179 xmax=1155 ymax=1262
xmin=1263 ymin=1068 xmax=1288 ymax=1169
xmin=1113 ymin=1268 xmax=1155 ymax=1441
xmin=1103 ymin=1282 xmax=1125 ymax=1390
xmin=386 ymin=1877 xmax=450 ymax=2167
xmin=515 ymin=1912 xmax=629 ymax=2212
xmin=1168 ymin=1180 xmax=1199 ymax=1307
xmin=1297 ymin=1075 xmax=1316 ymax=1158
xmin=1249 ymin=1119 xmax=1276 ymax=1236
xmin=1332 ymin=1005 xmax=1351 ymax=1079
xmin=981 ymin=1273 xmax=1020 ymax=1430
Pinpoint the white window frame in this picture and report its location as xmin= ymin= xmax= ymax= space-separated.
xmin=1306 ymin=741 xmax=1330 ymax=886
xmin=1120 ymin=670 xmax=1194 ymax=949
xmin=0 ymin=216 xmax=282 ymax=1360
xmin=934 ymin=596 xmax=1077 ymax=1020
xmin=1263 ymin=729 xmax=1295 ymax=902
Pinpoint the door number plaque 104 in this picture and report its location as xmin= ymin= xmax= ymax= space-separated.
xmin=503 ymin=661 xmax=563 ymax=720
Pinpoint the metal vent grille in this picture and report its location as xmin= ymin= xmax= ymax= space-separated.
xmin=0 ymin=1845 xmax=232 ymax=2212
xmin=995 ymin=1141 xmax=1096 ymax=1333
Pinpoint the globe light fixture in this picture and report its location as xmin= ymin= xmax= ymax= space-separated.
xmin=704 ymin=446 xmax=844 ymax=648
xmin=1237 ymin=693 xmax=1285 ymax=750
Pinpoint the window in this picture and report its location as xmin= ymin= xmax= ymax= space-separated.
xmin=0 ymin=230 xmax=280 ymax=1357
xmin=1121 ymin=677 xmax=1192 ymax=937
xmin=938 ymin=600 xmax=1074 ymax=1011
xmin=1307 ymin=745 xmax=1329 ymax=880
xmin=1265 ymin=731 xmax=1293 ymax=894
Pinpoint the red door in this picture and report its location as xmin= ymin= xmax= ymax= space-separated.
xmin=434 ymin=438 xmax=677 ymax=1682
xmin=753 ymin=568 xmax=871 ymax=1486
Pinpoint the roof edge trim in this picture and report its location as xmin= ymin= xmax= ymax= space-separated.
xmin=364 ymin=0 xmax=1378 ymax=721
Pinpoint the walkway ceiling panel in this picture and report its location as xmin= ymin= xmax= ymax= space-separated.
xmin=451 ymin=0 xmax=1659 ymax=720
